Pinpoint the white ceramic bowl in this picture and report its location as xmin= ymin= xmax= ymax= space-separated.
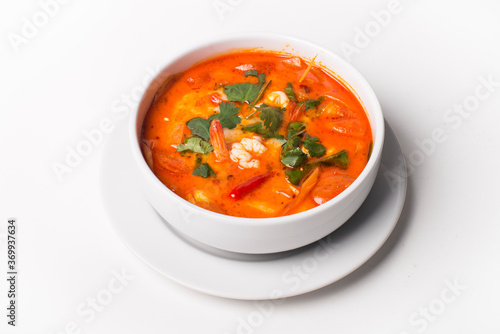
xmin=130 ymin=33 xmax=384 ymax=254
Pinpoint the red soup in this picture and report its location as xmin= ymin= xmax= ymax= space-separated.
xmin=141 ymin=52 xmax=373 ymax=218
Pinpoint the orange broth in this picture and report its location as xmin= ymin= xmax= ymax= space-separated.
xmin=141 ymin=52 xmax=373 ymax=218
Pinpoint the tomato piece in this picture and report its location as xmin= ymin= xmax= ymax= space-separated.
xmin=310 ymin=66 xmax=325 ymax=82
xmin=253 ymin=61 xmax=275 ymax=74
xmin=171 ymin=123 xmax=188 ymax=146
xmin=154 ymin=151 xmax=189 ymax=174
xmin=311 ymin=168 xmax=354 ymax=205
xmin=281 ymin=57 xmax=303 ymax=70
xmin=320 ymin=101 xmax=347 ymax=119
xmin=328 ymin=119 xmax=367 ymax=137
xmin=186 ymin=72 xmax=212 ymax=89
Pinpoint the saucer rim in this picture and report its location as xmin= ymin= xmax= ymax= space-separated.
xmin=99 ymin=119 xmax=407 ymax=300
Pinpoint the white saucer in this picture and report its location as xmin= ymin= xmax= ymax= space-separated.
xmin=100 ymin=119 xmax=407 ymax=300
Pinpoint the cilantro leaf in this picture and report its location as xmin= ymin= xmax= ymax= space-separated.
xmin=177 ymin=137 xmax=213 ymax=154
xmin=193 ymin=163 xmax=215 ymax=178
xmin=280 ymin=135 xmax=307 ymax=168
xmin=244 ymin=69 xmax=258 ymax=77
xmin=281 ymin=147 xmax=308 ymax=167
xmin=257 ymin=73 xmax=266 ymax=84
xmin=241 ymin=122 xmax=286 ymax=141
xmin=224 ymin=71 xmax=267 ymax=103
xmin=299 ymin=96 xmax=324 ymax=110
xmin=186 ymin=117 xmax=211 ymax=141
xmin=241 ymin=122 xmax=264 ymax=134
xmin=224 ymin=83 xmax=261 ymax=103
xmin=208 ymin=102 xmax=241 ymax=129
xmin=303 ymin=134 xmax=326 ymax=157
xmin=249 ymin=79 xmax=271 ymax=107
xmin=287 ymin=122 xmax=306 ymax=138
xmin=280 ymin=123 xmax=307 ymax=167
xmin=316 ymin=149 xmax=349 ymax=169
xmin=284 ymin=150 xmax=349 ymax=185
xmin=285 ymin=82 xmax=297 ymax=102
xmin=257 ymin=104 xmax=285 ymax=132
xmin=285 ymin=169 xmax=304 ymax=186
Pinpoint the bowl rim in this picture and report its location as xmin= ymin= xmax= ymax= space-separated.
xmin=129 ymin=32 xmax=385 ymax=226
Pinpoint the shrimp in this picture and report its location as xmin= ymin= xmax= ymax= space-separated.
xmin=209 ymin=119 xmax=229 ymax=162
xmin=230 ymin=137 xmax=267 ymax=169
xmin=264 ymin=91 xmax=289 ymax=108
xmin=210 ymin=90 xmax=229 ymax=104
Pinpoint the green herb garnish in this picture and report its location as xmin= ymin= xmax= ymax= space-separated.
xmin=193 ymin=162 xmax=215 ymax=178
xmin=280 ymin=122 xmax=327 ymax=168
xmin=225 ymin=83 xmax=261 ymax=103
xmin=177 ymin=137 xmax=213 ymax=154
xmin=249 ymin=80 xmax=271 ymax=107
xmin=284 ymin=169 xmax=304 ymax=186
xmin=317 ymin=149 xmax=349 ymax=169
xmin=208 ymin=102 xmax=241 ymax=129
xmin=244 ymin=69 xmax=258 ymax=77
xmin=281 ymin=134 xmax=307 ymax=168
xmin=280 ymin=122 xmax=308 ymax=168
xmin=287 ymin=122 xmax=306 ymax=138
xmin=186 ymin=117 xmax=211 ymax=141
xmin=281 ymin=146 xmax=308 ymax=168
xmin=242 ymin=122 xmax=286 ymax=141
xmin=257 ymin=104 xmax=285 ymax=132
xmin=303 ymin=134 xmax=326 ymax=158
xmin=299 ymin=96 xmax=324 ymax=110
xmin=285 ymin=150 xmax=349 ymax=185
xmin=224 ymin=72 xmax=267 ymax=104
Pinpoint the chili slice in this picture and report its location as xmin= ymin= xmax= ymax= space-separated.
xmin=229 ymin=173 xmax=272 ymax=200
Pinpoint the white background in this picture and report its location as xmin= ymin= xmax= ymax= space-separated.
xmin=1 ymin=0 xmax=500 ymax=333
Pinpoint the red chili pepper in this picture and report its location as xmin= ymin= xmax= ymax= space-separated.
xmin=229 ymin=173 xmax=272 ymax=200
